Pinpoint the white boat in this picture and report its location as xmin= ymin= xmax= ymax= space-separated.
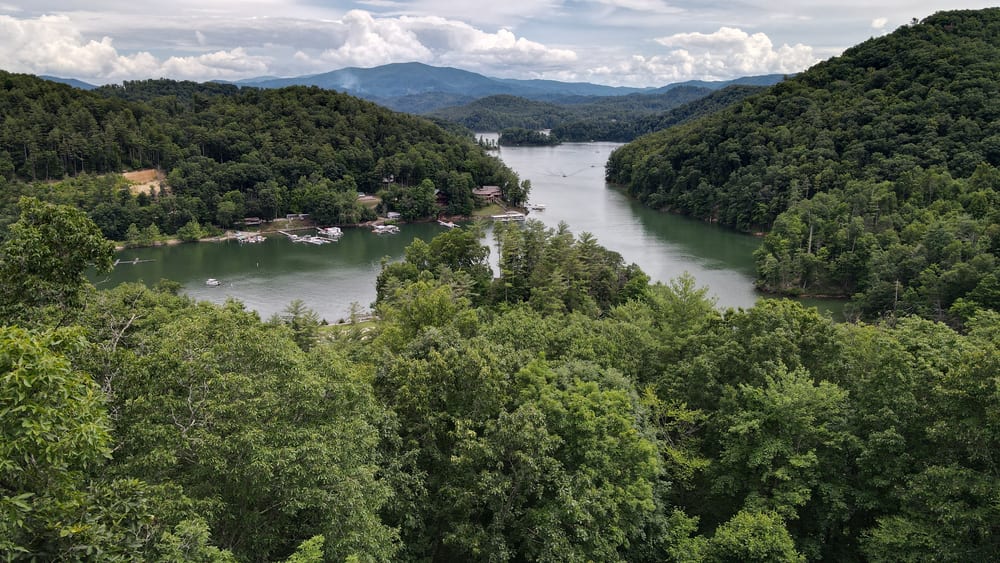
xmin=528 ymin=203 xmax=547 ymax=211
xmin=205 ymin=278 xmax=221 ymax=286
xmin=491 ymin=211 xmax=526 ymax=222
xmin=372 ymin=224 xmax=400 ymax=234
xmin=303 ymin=236 xmax=331 ymax=245
xmin=317 ymin=226 xmax=343 ymax=239
xmin=237 ymin=233 xmax=265 ymax=243
xmin=438 ymin=220 xmax=458 ymax=229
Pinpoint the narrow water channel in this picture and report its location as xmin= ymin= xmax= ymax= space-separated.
xmin=98 ymin=137 xmax=844 ymax=321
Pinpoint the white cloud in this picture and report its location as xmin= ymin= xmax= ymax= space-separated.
xmin=591 ymin=0 xmax=684 ymax=14
xmin=295 ymin=10 xmax=576 ymax=74
xmin=0 ymin=14 xmax=271 ymax=82
xmin=649 ymin=26 xmax=818 ymax=80
xmin=871 ymin=17 xmax=888 ymax=29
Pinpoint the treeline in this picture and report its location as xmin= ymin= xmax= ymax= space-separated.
xmin=606 ymin=9 xmax=1000 ymax=323
xmin=0 ymin=73 xmax=524 ymax=239
xmin=551 ymin=85 xmax=765 ymax=142
xmin=4 ymin=199 xmax=999 ymax=561
xmin=497 ymin=128 xmax=561 ymax=147
xmin=430 ymin=87 xmax=715 ymax=142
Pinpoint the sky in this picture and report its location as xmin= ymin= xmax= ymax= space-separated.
xmin=0 ymin=1 xmax=996 ymax=88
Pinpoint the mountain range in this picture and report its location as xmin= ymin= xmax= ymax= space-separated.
xmin=232 ymin=62 xmax=786 ymax=113
xmin=40 ymin=62 xmax=786 ymax=114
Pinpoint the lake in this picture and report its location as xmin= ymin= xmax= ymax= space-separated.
xmin=99 ymin=137 xmax=844 ymax=321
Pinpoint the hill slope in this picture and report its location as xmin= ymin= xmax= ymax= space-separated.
xmin=0 ymin=73 xmax=522 ymax=238
xmin=607 ymin=8 xmax=1000 ymax=321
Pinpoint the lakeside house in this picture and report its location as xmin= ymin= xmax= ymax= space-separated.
xmin=473 ymin=185 xmax=502 ymax=204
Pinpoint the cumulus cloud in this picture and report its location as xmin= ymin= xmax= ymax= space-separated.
xmin=0 ymin=10 xmax=577 ymax=82
xmin=647 ymin=26 xmax=818 ymax=81
xmin=871 ymin=17 xmax=888 ymax=29
xmin=295 ymin=10 xmax=576 ymax=74
xmin=0 ymin=14 xmax=270 ymax=82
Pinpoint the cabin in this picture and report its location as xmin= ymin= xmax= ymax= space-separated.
xmin=242 ymin=217 xmax=263 ymax=226
xmin=473 ymin=185 xmax=503 ymax=204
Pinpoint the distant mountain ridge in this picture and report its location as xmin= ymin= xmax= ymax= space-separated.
xmin=233 ymin=62 xmax=786 ymax=113
xmin=40 ymin=75 xmax=97 ymax=90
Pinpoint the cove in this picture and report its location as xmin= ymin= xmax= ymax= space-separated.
xmin=97 ymin=137 xmax=845 ymax=322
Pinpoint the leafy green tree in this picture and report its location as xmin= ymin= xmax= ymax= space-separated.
xmin=176 ymin=218 xmax=205 ymax=242
xmin=0 ymin=326 xmax=111 ymax=557
xmin=703 ymin=510 xmax=805 ymax=563
xmin=281 ymin=298 xmax=322 ymax=351
xmin=105 ymin=300 xmax=398 ymax=561
xmin=0 ymin=197 xmax=114 ymax=325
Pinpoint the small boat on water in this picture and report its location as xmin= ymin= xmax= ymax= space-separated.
xmin=372 ymin=224 xmax=400 ymax=234
xmin=438 ymin=220 xmax=458 ymax=229
xmin=205 ymin=278 xmax=221 ymax=287
xmin=528 ymin=203 xmax=547 ymax=211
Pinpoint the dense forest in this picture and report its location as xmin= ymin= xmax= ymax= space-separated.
xmin=3 ymin=197 xmax=998 ymax=561
xmin=430 ymin=86 xmax=716 ymax=142
xmin=497 ymin=128 xmax=562 ymax=147
xmin=5 ymin=8 xmax=1000 ymax=561
xmin=606 ymin=9 xmax=1000 ymax=324
xmin=0 ymin=73 xmax=526 ymax=239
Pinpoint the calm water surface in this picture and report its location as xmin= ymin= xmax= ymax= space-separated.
xmin=99 ymin=136 xmax=844 ymax=321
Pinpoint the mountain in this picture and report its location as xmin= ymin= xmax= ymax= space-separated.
xmin=1 ymin=73 xmax=521 ymax=235
xmin=607 ymin=8 xmax=1000 ymax=320
xmin=651 ymin=74 xmax=787 ymax=93
xmin=238 ymin=62 xmax=650 ymax=105
xmin=428 ymin=86 xmax=720 ymax=141
xmin=235 ymin=62 xmax=786 ymax=115
xmin=40 ymin=75 xmax=97 ymax=90
xmin=552 ymin=84 xmax=766 ymax=142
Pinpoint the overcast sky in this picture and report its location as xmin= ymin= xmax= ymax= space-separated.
xmin=0 ymin=1 xmax=995 ymax=87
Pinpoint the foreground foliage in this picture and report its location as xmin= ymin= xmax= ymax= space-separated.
xmin=4 ymin=200 xmax=999 ymax=561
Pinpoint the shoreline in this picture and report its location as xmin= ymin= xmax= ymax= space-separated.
xmin=113 ymin=204 xmax=528 ymax=252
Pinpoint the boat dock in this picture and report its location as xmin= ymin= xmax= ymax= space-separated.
xmin=490 ymin=211 xmax=526 ymax=222
xmin=113 ymin=257 xmax=155 ymax=267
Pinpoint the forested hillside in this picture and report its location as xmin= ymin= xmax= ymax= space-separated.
xmin=606 ymin=9 xmax=1000 ymax=323
xmin=430 ymin=86 xmax=714 ymax=142
xmin=0 ymin=73 xmax=523 ymax=238
xmin=3 ymin=200 xmax=998 ymax=561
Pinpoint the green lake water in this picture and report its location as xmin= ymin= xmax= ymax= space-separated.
xmin=98 ymin=137 xmax=845 ymax=321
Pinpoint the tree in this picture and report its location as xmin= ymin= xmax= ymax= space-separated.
xmin=703 ymin=510 xmax=805 ymax=563
xmin=176 ymin=219 xmax=205 ymax=242
xmin=281 ymin=298 xmax=322 ymax=350
xmin=0 ymin=197 xmax=114 ymax=325
xmin=105 ymin=301 xmax=398 ymax=561
xmin=0 ymin=326 xmax=111 ymax=557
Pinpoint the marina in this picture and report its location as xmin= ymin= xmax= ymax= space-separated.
xmin=236 ymin=232 xmax=266 ymax=244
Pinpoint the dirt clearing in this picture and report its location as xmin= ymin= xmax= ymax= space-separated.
xmin=123 ymin=169 xmax=165 ymax=196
